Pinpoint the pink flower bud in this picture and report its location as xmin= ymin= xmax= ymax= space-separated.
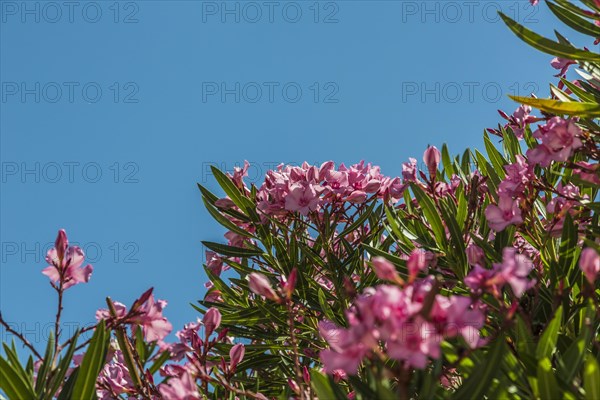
xmin=371 ymin=257 xmax=400 ymax=282
xmin=54 ymin=229 xmax=68 ymax=261
xmin=283 ymin=268 xmax=298 ymax=299
xmin=202 ymin=307 xmax=222 ymax=338
xmin=248 ymin=273 xmax=279 ymax=301
xmin=407 ymin=249 xmax=427 ymax=280
xmin=466 ymin=244 xmax=484 ymax=266
xmin=229 ymin=343 xmax=245 ymax=372
xmin=423 ymin=146 xmax=441 ymax=179
xmin=580 ymin=248 xmax=600 ymax=284
xmin=288 ymin=379 xmax=300 ymax=394
xmin=303 ymin=366 xmax=310 ymax=384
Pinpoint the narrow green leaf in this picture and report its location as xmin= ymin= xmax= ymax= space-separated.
xmin=0 ymin=355 xmax=35 ymax=399
xmin=536 ymin=306 xmax=563 ymax=360
xmin=547 ymin=2 xmax=600 ymax=37
xmin=46 ymin=330 xmax=80 ymax=400
xmin=537 ymin=357 xmax=560 ymax=399
xmin=509 ymin=96 xmax=600 ymax=117
xmin=584 ymin=355 xmax=600 ymax=400
xmin=202 ymin=241 xmax=263 ymax=258
xmin=71 ymin=320 xmax=109 ymax=400
xmin=454 ymin=338 xmax=507 ymax=398
xmin=35 ymin=331 xmax=55 ymax=394
xmin=411 ymin=184 xmax=447 ymax=249
xmin=500 ymin=12 xmax=600 ymax=62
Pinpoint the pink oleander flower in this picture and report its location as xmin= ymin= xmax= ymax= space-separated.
xmin=497 ymin=247 xmax=535 ymax=298
xmin=423 ymin=146 xmax=440 ymax=179
xmin=158 ymin=371 xmax=200 ymax=399
xmin=371 ymin=256 xmax=401 ymax=283
xmin=136 ymin=294 xmax=173 ymax=342
xmin=248 ymin=273 xmax=279 ymax=301
xmin=580 ymin=248 xmax=600 ymax=284
xmin=550 ymin=57 xmax=576 ymax=76
xmin=527 ymin=117 xmax=582 ymax=167
xmin=386 ymin=317 xmax=441 ymax=369
xmin=466 ymin=248 xmax=535 ymax=298
xmin=499 ymin=155 xmax=532 ymax=197
xmin=485 ymin=195 xmax=523 ymax=231
xmin=42 ymin=229 xmax=93 ymax=290
xmin=402 ymin=158 xmax=418 ymax=182
xmin=285 ymin=182 xmax=320 ymax=215
xmin=466 ymin=243 xmax=484 ymax=266
xmin=574 ymin=162 xmax=600 ymax=185
xmin=96 ymin=289 xmax=173 ymax=342
xmin=97 ymin=351 xmax=134 ymax=399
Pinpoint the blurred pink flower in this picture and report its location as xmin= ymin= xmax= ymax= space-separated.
xmin=248 ymin=273 xmax=279 ymax=301
xmin=371 ymin=256 xmax=401 ymax=282
xmin=580 ymin=248 xmax=600 ymax=284
xmin=158 ymin=371 xmax=199 ymax=399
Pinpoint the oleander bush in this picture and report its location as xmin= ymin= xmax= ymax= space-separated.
xmin=1 ymin=0 xmax=599 ymax=399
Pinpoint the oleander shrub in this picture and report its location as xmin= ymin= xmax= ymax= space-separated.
xmin=1 ymin=1 xmax=599 ymax=399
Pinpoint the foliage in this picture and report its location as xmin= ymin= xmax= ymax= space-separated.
xmin=0 ymin=0 xmax=599 ymax=399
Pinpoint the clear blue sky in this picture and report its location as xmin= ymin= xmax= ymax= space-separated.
xmin=0 ymin=1 xmax=591 ymax=351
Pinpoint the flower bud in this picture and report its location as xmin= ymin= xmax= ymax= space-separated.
xmin=229 ymin=343 xmax=245 ymax=372
xmin=423 ymin=146 xmax=441 ymax=180
xmin=248 ymin=273 xmax=279 ymax=301
xmin=580 ymin=248 xmax=600 ymax=284
xmin=302 ymin=366 xmax=310 ymax=384
xmin=202 ymin=307 xmax=222 ymax=338
xmin=466 ymin=243 xmax=484 ymax=266
xmin=55 ymin=229 xmax=68 ymax=261
xmin=283 ymin=268 xmax=298 ymax=300
xmin=371 ymin=257 xmax=401 ymax=283
xmin=407 ymin=249 xmax=427 ymax=280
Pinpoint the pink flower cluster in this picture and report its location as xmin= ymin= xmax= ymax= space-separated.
xmin=527 ymin=117 xmax=582 ymax=167
xmin=42 ymin=229 xmax=93 ymax=290
xmin=465 ymin=247 xmax=536 ymax=298
xmin=485 ymin=155 xmax=532 ymax=231
xmin=319 ymin=278 xmax=485 ymax=374
xmin=254 ymin=161 xmax=404 ymax=216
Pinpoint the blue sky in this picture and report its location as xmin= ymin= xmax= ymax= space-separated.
xmin=0 ymin=1 xmax=593 ymax=352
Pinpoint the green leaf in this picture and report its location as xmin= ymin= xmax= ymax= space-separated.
xmin=202 ymin=241 xmax=263 ymax=258
xmin=537 ymin=357 xmax=560 ymax=399
xmin=210 ymin=166 xmax=257 ymax=218
xmin=148 ymin=350 xmax=171 ymax=375
xmin=509 ymin=96 xmax=600 ymax=117
xmin=411 ymin=184 xmax=447 ymax=249
xmin=454 ymin=338 xmax=507 ymax=398
xmin=46 ymin=330 xmax=80 ymax=400
xmin=202 ymin=198 xmax=254 ymax=239
xmin=536 ymin=306 xmax=563 ymax=360
xmin=441 ymin=144 xmax=455 ymax=178
xmin=310 ymin=370 xmax=345 ymax=400
xmin=71 ymin=320 xmax=110 ymax=400
xmin=0 ymin=355 xmax=35 ymax=399
xmin=35 ymin=330 xmax=55 ymax=394
xmin=500 ymin=12 xmax=600 ymax=62
xmin=584 ymin=355 xmax=600 ymax=400
xmin=547 ymin=1 xmax=600 ymax=37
